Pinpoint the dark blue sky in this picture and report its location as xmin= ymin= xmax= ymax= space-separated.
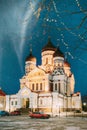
xmin=0 ymin=0 xmax=87 ymax=95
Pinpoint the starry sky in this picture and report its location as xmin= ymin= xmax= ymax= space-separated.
xmin=0 ymin=0 xmax=87 ymax=95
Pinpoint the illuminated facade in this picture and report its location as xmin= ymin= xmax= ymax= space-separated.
xmin=5 ymin=38 xmax=82 ymax=115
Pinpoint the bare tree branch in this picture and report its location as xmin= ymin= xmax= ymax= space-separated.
xmin=78 ymin=15 xmax=87 ymax=28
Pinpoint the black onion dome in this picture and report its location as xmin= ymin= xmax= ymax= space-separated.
xmin=42 ymin=38 xmax=56 ymax=52
xmin=26 ymin=51 xmax=36 ymax=62
xmin=53 ymin=47 xmax=64 ymax=58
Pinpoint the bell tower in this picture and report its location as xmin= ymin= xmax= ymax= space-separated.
xmin=41 ymin=38 xmax=56 ymax=72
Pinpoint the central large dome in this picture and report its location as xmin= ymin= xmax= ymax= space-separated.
xmin=42 ymin=38 xmax=56 ymax=52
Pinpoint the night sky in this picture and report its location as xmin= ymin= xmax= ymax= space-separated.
xmin=0 ymin=0 xmax=87 ymax=95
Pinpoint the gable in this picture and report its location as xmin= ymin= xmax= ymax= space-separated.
xmin=28 ymin=67 xmax=46 ymax=78
xmin=18 ymin=87 xmax=31 ymax=97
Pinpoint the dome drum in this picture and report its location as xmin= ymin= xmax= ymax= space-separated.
xmin=26 ymin=60 xmax=36 ymax=65
xmin=53 ymin=57 xmax=64 ymax=61
xmin=42 ymin=50 xmax=55 ymax=57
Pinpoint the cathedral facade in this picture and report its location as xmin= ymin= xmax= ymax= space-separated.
xmin=5 ymin=39 xmax=82 ymax=115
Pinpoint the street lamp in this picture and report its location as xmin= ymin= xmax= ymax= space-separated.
xmin=82 ymin=102 xmax=86 ymax=117
xmin=83 ymin=102 xmax=86 ymax=111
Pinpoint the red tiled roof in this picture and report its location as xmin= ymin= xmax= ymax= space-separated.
xmin=0 ymin=89 xmax=6 ymax=96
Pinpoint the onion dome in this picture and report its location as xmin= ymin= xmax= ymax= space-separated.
xmin=26 ymin=50 xmax=36 ymax=62
xmin=64 ymin=61 xmax=70 ymax=67
xmin=53 ymin=47 xmax=64 ymax=58
xmin=42 ymin=38 xmax=56 ymax=52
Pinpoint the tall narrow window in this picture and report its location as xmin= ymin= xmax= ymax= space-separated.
xmin=59 ymin=82 xmax=61 ymax=93
xmin=36 ymin=83 xmax=38 ymax=90
xmin=50 ymin=83 xmax=53 ymax=91
xmin=32 ymin=84 xmax=34 ymax=90
xmin=46 ymin=58 xmax=48 ymax=64
xmin=15 ymin=101 xmax=17 ymax=105
xmin=55 ymin=83 xmax=57 ymax=91
xmin=11 ymin=101 xmax=13 ymax=105
xmin=40 ymin=83 xmax=42 ymax=90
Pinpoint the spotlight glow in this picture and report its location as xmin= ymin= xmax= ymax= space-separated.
xmin=20 ymin=1 xmax=38 ymax=55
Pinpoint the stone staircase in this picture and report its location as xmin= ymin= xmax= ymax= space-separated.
xmin=19 ymin=108 xmax=30 ymax=115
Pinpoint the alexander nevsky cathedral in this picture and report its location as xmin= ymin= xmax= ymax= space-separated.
xmin=0 ymin=38 xmax=82 ymax=115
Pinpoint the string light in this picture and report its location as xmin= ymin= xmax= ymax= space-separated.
xmin=74 ymin=0 xmax=87 ymax=30
xmin=67 ymin=49 xmax=87 ymax=65
xmin=60 ymin=33 xmax=87 ymax=64
xmin=44 ymin=17 xmax=57 ymax=23
xmin=78 ymin=58 xmax=87 ymax=64
xmin=39 ymin=0 xmax=87 ymax=65
xmin=52 ymin=0 xmax=87 ymax=42
xmin=22 ymin=1 xmax=87 ymax=65
xmin=75 ymin=0 xmax=87 ymax=14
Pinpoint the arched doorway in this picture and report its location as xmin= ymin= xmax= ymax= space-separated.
xmin=22 ymin=98 xmax=29 ymax=108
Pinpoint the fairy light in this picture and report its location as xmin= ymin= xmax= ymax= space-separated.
xmin=68 ymin=52 xmax=74 ymax=59
xmin=52 ymin=0 xmax=87 ymax=42
xmin=75 ymin=0 xmax=82 ymax=10
xmin=75 ymin=0 xmax=87 ymax=14
xmin=44 ymin=0 xmax=87 ymax=65
xmin=78 ymin=58 xmax=87 ymax=64
xmin=61 ymin=34 xmax=74 ymax=48
xmin=67 ymin=50 xmax=87 ymax=65
xmin=43 ymin=0 xmax=58 ymax=24
xmin=42 ymin=0 xmax=87 ymax=64
xmin=42 ymin=0 xmax=87 ymax=65
xmin=60 ymin=33 xmax=87 ymax=64
xmin=63 ymin=39 xmax=87 ymax=64
xmin=52 ymin=0 xmax=77 ymax=37
xmin=22 ymin=0 xmax=87 ymax=65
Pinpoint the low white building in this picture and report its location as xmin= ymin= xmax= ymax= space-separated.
xmin=5 ymin=38 xmax=82 ymax=115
